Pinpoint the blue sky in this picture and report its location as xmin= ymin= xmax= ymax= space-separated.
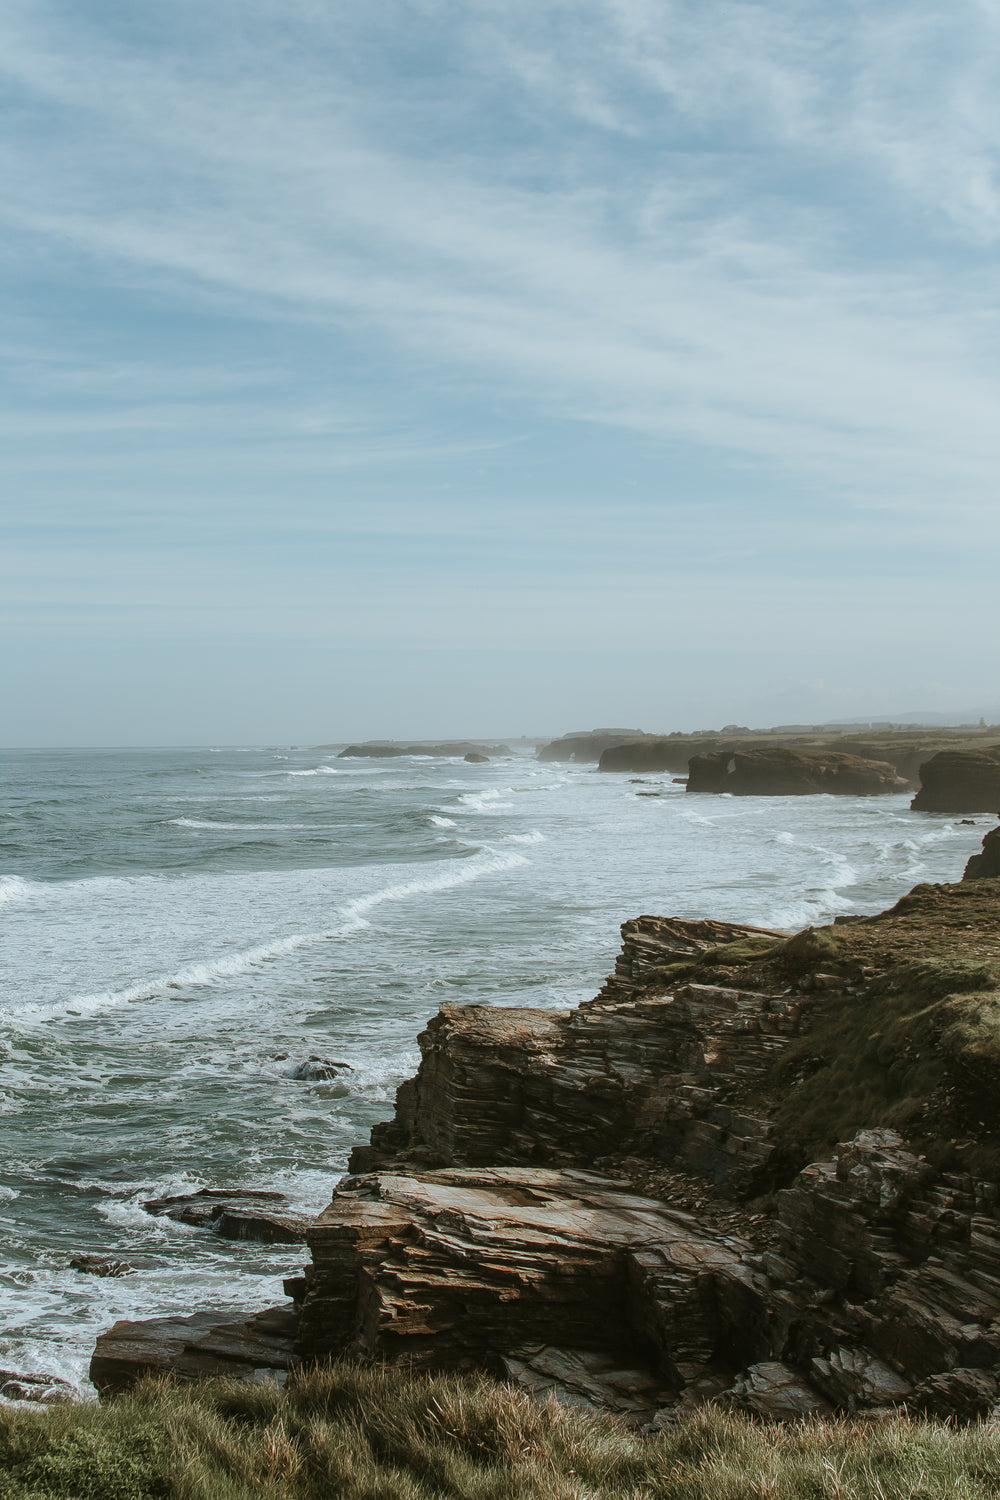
xmin=2 ymin=0 xmax=999 ymax=744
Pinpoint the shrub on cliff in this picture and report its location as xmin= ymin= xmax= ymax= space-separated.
xmin=4 ymin=1365 xmax=1000 ymax=1499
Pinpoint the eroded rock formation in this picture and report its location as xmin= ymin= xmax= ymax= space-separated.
xmin=686 ymin=748 xmax=907 ymax=797
xmin=964 ymin=825 xmax=1000 ymax=880
xmin=913 ymin=750 xmax=1000 ymax=813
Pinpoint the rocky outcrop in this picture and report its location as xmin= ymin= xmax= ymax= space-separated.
xmin=338 ymin=742 xmax=511 ymax=759
xmin=964 ymin=825 xmax=1000 ymax=880
xmin=537 ymin=731 xmax=651 ymax=763
xmin=350 ymin=916 xmax=789 ymax=1192
xmin=90 ymin=1306 xmax=300 ymax=1396
xmin=296 ymin=1129 xmax=1000 ymax=1422
xmin=912 ymin=750 xmax=1000 ymax=813
xmin=687 ymin=748 xmax=907 ymax=797
xmin=91 ymin=879 xmax=1000 ymax=1421
xmin=143 ymin=1189 xmax=311 ymax=1244
xmin=464 ymin=752 xmax=489 ymax=763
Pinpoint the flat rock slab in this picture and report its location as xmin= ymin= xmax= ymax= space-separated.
xmin=143 ymin=1188 xmax=312 ymax=1243
xmin=90 ymin=1305 xmax=300 ymax=1396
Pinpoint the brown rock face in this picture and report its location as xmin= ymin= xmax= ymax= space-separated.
xmin=352 ymin=915 xmax=789 ymax=1194
xmin=964 ymin=825 xmax=1000 ymax=879
xmin=90 ymin=1305 xmax=300 ymax=1396
xmin=911 ymin=749 xmax=1000 ymax=813
xmin=298 ymin=1167 xmax=746 ymax=1405
xmin=687 ymin=748 xmax=907 ymax=797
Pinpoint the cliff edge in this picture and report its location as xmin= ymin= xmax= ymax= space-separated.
xmin=295 ymin=880 xmax=1000 ymax=1421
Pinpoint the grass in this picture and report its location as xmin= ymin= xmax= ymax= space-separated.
xmin=4 ymin=1364 xmax=1000 ymax=1499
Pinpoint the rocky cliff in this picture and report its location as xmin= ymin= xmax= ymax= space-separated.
xmin=964 ymin=825 xmax=1000 ymax=880
xmin=92 ymin=877 xmax=1000 ymax=1423
xmin=685 ymin=748 xmax=907 ymax=797
xmin=912 ymin=750 xmax=1000 ymax=813
xmin=293 ymin=879 xmax=1000 ymax=1421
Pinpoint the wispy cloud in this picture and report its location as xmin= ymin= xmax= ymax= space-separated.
xmin=3 ymin=0 xmax=1000 ymax=518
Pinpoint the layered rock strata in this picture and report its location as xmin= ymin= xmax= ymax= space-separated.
xmin=686 ymin=748 xmax=907 ymax=797
xmin=91 ymin=1306 xmax=300 ymax=1396
xmin=913 ymin=750 xmax=1000 ymax=813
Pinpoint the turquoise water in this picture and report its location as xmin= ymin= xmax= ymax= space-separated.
xmin=0 ymin=744 xmax=988 ymax=1392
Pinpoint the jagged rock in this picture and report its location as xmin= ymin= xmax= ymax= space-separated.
xmin=687 ymin=748 xmax=907 ymax=797
xmin=911 ymin=748 xmax=1000 ymax=813
xmin=724 ymin=1361 xmax=833 ymax=1418
xmin=910 ymin=1367 xmax=998 ymax=1419
xmin=70 ymin=1254 xmax=133 ymax=1277
xmin=143 ymin=1188 xmax=311 ymax=1243
xmin=0 ymin=1370 xmax=74 ymax=1405
xmin=298 ymin=1166 xmax=747 ymax=1389
xmin=90 ymin=1305 xmax=300 ymax=1396
xmin=963 ymin=825 xmax=1000 ymax=879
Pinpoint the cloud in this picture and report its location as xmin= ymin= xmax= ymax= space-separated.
xmin=2 ymin=0 xmax=1000 ymax=527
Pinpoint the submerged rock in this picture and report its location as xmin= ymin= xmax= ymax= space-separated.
xmin=70 ymin=1254 xmax=134 ymax=1277
xmin=143 ymin=1188 xmax=311 ymax=1243
xmin=290 ymin=1056 xmax=352 ymax=1081
xmin=0 ymin=1369 xmax=75 ymax=1405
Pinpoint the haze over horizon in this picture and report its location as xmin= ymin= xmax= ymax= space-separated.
xmin=3 ymin=2 xmax=999 ymax=747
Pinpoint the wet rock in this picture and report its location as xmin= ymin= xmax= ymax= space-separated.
xmin=464 ymin=752 xmax=489 ymax=763
xmin=70 ymin=1254 xmax=134 ymax=1277
xmin=91 ymin=1304 xmax=300 ymax=1396
xmin=0 ymin=1369 xmax=75 ymax=1404
xmin=143 ymin=1187 xmax=311 ymax=1242
xmin=911 ymin=748 xmax=1000 ymax=813
xmin=963 ymin=824 xmax=1000 ymax=880
xmin=290 ymin=1056 xmax=352 ymax=1081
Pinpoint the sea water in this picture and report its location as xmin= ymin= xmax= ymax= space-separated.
xmin=0 ymin=744 xmax=989 ymax=1394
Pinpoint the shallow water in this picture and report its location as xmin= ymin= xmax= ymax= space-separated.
xmin=0 ymin=744 xmax=988 ymax=1392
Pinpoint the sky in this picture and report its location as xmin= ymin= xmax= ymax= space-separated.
xmin=2 ymin=0 xmax=999 ymax=745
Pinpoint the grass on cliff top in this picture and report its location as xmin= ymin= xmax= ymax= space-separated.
xmin=639 ymin=879 xmax=1000 ymax=1176
xmin=4 ymin=1364 xmax=1000 ymax=1500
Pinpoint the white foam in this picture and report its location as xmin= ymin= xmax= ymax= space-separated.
xmin=428 ymin=815 xmax=456 ymax=828
xmin=504 ymin=831 xmax=546 ymax=845
xmin=166 ymin=818 xmax=321 ymax=831
xmin=13 ymin=847 xmax=529 ymax=1024
xmin=454 ymin=789 xmax=515 ymax=813
xmin=0 ymin=876 xmax=33 ymax=907
xmin=287 ymin=766 xmax=341 ymax=776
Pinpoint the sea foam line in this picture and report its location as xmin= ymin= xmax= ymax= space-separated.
xmin=6 ymin=847 xmax=530 ymax=1025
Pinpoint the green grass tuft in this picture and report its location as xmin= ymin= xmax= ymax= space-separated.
xmin=4 ymin=1366 xmax=1000 ymax=1499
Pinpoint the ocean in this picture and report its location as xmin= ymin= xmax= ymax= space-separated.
xmin=0 ymin=744 xmax=988 ymax=1395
